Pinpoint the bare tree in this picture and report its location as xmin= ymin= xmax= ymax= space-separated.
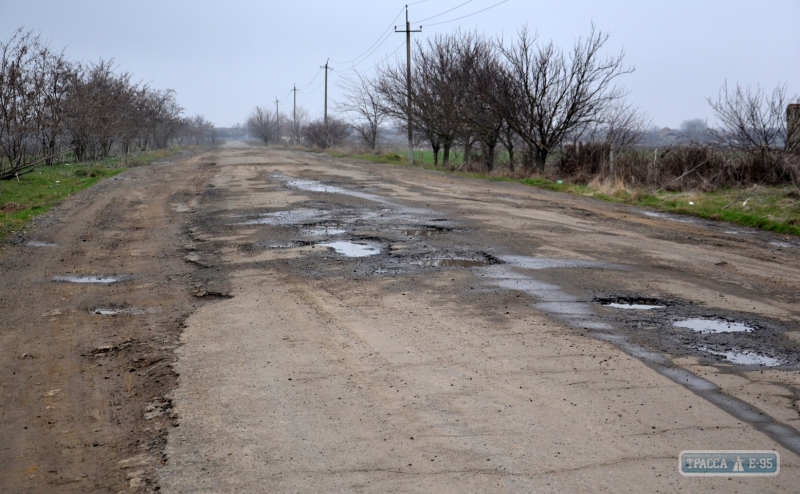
xmin=247 ymin=106 xmax=278 ymax=145
xmin=496 ymin=25 xmax=632 ymax=173
xmin=33 ymin=44 xmax=74 ymax=164
xmin=454 ymin=32 xmax=505 ymax=172
xmin=336 ymin=72 xmax=388 ymax=151
xmin=579 ymin=101 xmax=650 ymax=149
xmin=376 ymin=35 xmax=463 ymax=168
xmin=0 ymin=29 xmax=45 ymax=178
xmin=289 ymin=106 xmax=309 ymax=145
xmin=302 ymin=117 xmax=348 ymax=149
xmin=708 ymin=81 xmax=799 ymax=152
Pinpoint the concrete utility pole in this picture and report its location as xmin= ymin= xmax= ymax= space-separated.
xmin=396 ymin=6 xmax=421 ymax=165
xmin=292 ymin=84 xmax=298 ymax=144
xmin=275 ymin=97 xmax=280 ymax=143
xmin=322 ymin=60 xmax=333 ymax=125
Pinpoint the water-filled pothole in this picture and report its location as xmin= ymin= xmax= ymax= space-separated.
xmin=89 ymin=307 xmax=149 ymax=315
xmin=597 ymin=297 xmax=667 ymax=310
xmin=699 ymin=347 xmax=782 ymax=367
xmin=25 ymin=240 xmax=58 ymax=247
xmin=420 ymin=259 xmax=490 ymax=268
xmin=674 ymin=318 xmax=753 ymax=334
xmin=318 ymin=241 xmax=379 ymax=257
xmin=53 ymin=275 xmax=126 ymax=284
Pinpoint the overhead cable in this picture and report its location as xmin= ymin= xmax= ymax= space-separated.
xmin=422 ymin=0 xmax=510 ymax=27
xmin=412 ymin=0 xmax=474 ymax=24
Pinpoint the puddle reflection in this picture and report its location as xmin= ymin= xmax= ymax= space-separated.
xmin=319 ymin=241 xmax=379 ymax=257
xmin=674 ymin=318 xmax=753 ymax=334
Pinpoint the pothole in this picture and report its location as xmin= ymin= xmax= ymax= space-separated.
xmin=420 ymin=258 xmax=491 ymax=268
xmin=597 ymin=297 xmax=668 ymax=310
xmin=699 ymin=347 xmax=782 ymax=367
xmin=53 ymin=275 xmax=126 ymax=284
xmin=318 ymin=241 xmax=379 ymax=257
xmin=674 ymin=318 xmax=754 ymax=334
xmin=89 ymin=307 xmax=151 ymax=316
xmin=238 ymin=209 xmax=328 ymax=226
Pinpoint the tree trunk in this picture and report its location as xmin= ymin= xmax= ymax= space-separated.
xmin=485 ymin=142 xmax=496 ymax=173
xmin=535 ymin=147 xmax=548 ymax=174
xmin=431 ymin=143 xmax=440 ymax=167
xmin=442 ymin=141 xmax=451 ymax=168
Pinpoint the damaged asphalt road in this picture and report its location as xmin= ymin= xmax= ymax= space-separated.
xmin=2 ymin=142 xmax=799 ymax=492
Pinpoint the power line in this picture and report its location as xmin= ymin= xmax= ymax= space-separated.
xmin=412 ymin=0 xmax=474 ymax=24
xmin=298 ymin=67 xmax=323 ymax=92
xmin=407 ymin=0 xmax=431 ymax=5
xmin=302 ymin=76 xmax=326 ymax=95
xmin=330 ymin=6 xmax=405 ymax=65
xmin=339 ymin=30 xmax=396 ymax=71
xmin=422 ymin=0 xmax=510 ymax=27
xmin=340 ymin=39 xmax=406 ymax=75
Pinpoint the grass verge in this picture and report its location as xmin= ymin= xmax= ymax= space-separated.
xmin=1 ymin=149 xmax=179 ymax=240
xmin=327 ymin=149 xmax=800 ymax=237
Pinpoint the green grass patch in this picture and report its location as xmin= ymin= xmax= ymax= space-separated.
xmin=1 ymin=149 xmax=180 ymax=240
xmin=624 ymin=186 xmax=800 ymax=236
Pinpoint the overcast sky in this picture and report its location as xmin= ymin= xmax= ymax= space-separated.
xmin=2 ymin=0 xmax=797 ymax=128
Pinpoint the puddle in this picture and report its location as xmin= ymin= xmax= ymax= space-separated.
xmin=674 ymin=318 xmax=753 ymax=334
xmin=420 ymin=258 xmax=489 ymax=268
xmin=700 ymin=347 xmax=782 ymax=367
xmin=92 ymin=308 xmax=119 ymax=315
xmin=53 ymin=275 xmax=125 ymax=284
xmin=90 ymin=307 xmax=152 ymax=316
xmin=606 ymin=303 xmax=664 ymax=310
xmin=770 ymin=241 xmax=795 ymax=248
xmin=304 ymin=226 xmax=346 ymax=236
xmin=318 ymin=241 xmax=379 ymax=257
xmin=25 ymin=240 xmax=58 ymax=247
xmin=279 ymin=176 xmax=393 ymax=205
xmin=642 ymin=211 xmax=693 ymax=223
xmin=597 ymin=296 xmax=667 ymax=310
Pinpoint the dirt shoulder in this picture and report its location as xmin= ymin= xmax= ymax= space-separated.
xmin=0 ymin=151 xmax=214 ymax=492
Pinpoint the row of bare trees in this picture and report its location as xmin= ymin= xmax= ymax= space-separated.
xmin=246 ymin=104 xmax=354 ymax=150
xmin=337 ymin=27 xmax=645 ymax=173
xmin=337 ymin=26 xmax=798 ymax=184
xmin=0 ymin=28 xmax=215 ymax=180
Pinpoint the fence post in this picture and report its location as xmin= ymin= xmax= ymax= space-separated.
xmin=788 ymin=104 xmax=800 ymax=151
xmin=609 ymin=147 xmax=615 ymax=178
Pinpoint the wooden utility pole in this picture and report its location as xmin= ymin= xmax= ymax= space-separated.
xmin=292 ymin=84 xmax=298 ymax=144
xmin=396 ymin=6 xmax=421 ymax=165
xmin=322 ymin=60 xmax=333 ymax=125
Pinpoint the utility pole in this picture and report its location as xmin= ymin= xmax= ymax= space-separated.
xmin=396 ymin=6 xmax=421 ymax=165
xmin=292 ymin=84 xmax=298 ymax=145
xmin=322 ymin=60 xmax=333 ymax=125
xmin=275 ymin=97 xmax=280 ymax=144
